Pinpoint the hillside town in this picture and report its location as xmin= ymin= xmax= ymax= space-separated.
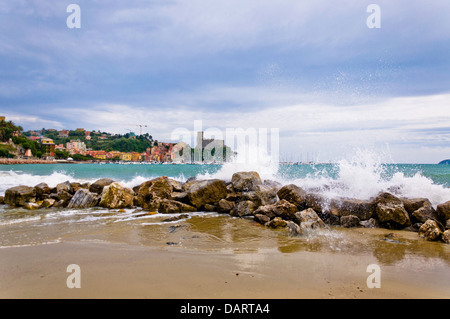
xmin=0 ymin=117 xmax=232 ymax=164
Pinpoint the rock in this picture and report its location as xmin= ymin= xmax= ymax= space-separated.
xmin=99 ymin=182 xmax=135 ymax=209
xmin=0 ymin=196 xmax=4 ymax=205
xmin=170 ymin=192 xmax=190 ymax=204
xmin=254 ymin=213 xmax=271 ymax=225
xmin=217 ymin=199 xmax=236 ymax=214
xmin=240 ymin=184 xmax=278 ymax=208
xmin=263 ymin=179 xmax=282 ymax=190
xmin=442 ymin=230 xmax=450 ymax=244
xmin=330 ymin=198 xmax=374 ymax=221
xmin=89 ymin=178 xmax=115 ymax=195
xmin=277 ymin=184 xmax=308 ymax=210
xmin=24 ymin=202 xmax=40 ymax=210
xmin=401 ymin=198 xmax=433 ymax=215
xmin=182 ymin=178 xmax=201 ymax=192
xmin=230 ymin=200 xmax=256 ymax=217
xmin=162 ymin=214 xmax=190 ymax=222
xmin=70 ymin=182 xmax=82 ymax=193
xmin=187 ymin=179 xmax=227 ymax=209
xmin=446 ymin=219 xmax=450 ymax=230
xmin=253 ymin=199 xmax=298 ymax=221
xmin=41 ymin=198 xmax=56 ymax=208
xmin=411 ymin=205 xmax=441 ymax=225
xmin=34 ymin=183 xmax=52 ymax=199
xmin=67 ymin=189 xmax=100 ymax=209
xmin=56 ymin=181 xmax=73 ymax=194
xmin=418 ymin=219 xmax=443 ymax=241
xmin=402 ymin=223 xmax=423 ymax=232
xmin=54 ymin=190 xmax=73 ymax=206
xmin=158 ymin=199 xmax=196 ymax=214
xmin=204 ymin=204 xmax=217 ymax=212
xmin=231 ymin=171 xmax=262 ymax=192
xmin=265 ymin=217 xmax=287 ymax=228
xmin=137 ymin=176 xmax=174 ymax=210
xmin=4 ymin=186 xmax=36 ymax=207
xmin=168 ymin=179 xmax=183 ymax=192
xmin=374 ymin=193 xmax=411 ymax=228
xmin=294 ymin=208 xmax=327 ymax=230
xmin=436 ymin=201 xmax=450 ymax=222
xmin=340 ymin=215 xmax=361 ymax=228
xmin=359 ymin=218 xmax=380 ymax=228
xmin=285 ymin=220 xmax=303 ymax=236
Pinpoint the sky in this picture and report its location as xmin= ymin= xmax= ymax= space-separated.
xmin=0 ymin=0 xmax=449 ymax=163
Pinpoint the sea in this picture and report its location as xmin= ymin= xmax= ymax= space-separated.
xmin=0 ymin=150 xmax=449 ymax=255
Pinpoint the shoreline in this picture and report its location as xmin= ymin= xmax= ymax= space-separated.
xmin=0 ymin=159 xmax=80 ymax=165
xmin=0 ymin=239 xmax=448 ymax=299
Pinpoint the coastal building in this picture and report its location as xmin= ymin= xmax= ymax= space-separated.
xmin=131 ymin=152 xmax=142 ymax=162
xmin=120 ymin=152 xmax=133 ymax=162
xmin=171 ymin=142 xmax=192 ymax=163
xmin=58 ymin=130 xmax=69 ymax=138
xmin=66 ymin=139 xmax=87 ymax=154
xmin=194 ymin=131 xmax=228 ymax=163
xmin=0 ymin=116 xmax=5 ymax=122
xmin=40 ymin=138 xmax=55 ymax=158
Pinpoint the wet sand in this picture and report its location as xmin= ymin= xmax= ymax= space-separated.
xmin=1 ymin=237 xmax=449 ymax=299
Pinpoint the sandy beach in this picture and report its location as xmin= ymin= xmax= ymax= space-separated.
xmin=1 ymin=232 xmax=449 ymax=299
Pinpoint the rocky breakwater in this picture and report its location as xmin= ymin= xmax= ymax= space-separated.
xmin=1 ymin=171 xmax=450 ymax=244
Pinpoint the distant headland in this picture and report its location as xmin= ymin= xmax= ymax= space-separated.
xmin=438 ymin=159 xmax=450 ymax=165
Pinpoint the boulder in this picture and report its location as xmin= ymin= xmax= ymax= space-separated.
xmin=340 ymin=215 xmax=361 ymax=228
xmin=285 ymin=220 xmax=303 ymax=236
xmin=41 ymin=198 xmax=56 ymax=208
xmin=294 ymin=208 xmax=327 ymax=230
xmin=231 ymin=171 xmax=262 ymax=192
xmin=230 ymin=200 xmax=256 ymax=217
xmin=54 ymin=190 xmax=73 ymax=206
xmin=411 ymin=205 xmax=441 ymax=225
xmin=67 ymin=189 xmax=100 ymax=209
xmin=182 ymin=178 xmax=201 ymax=192
xmin=137 ymin=176 xmax=174 ymax=210
xmin=158 ymin=199 xmax=196 ymax=214
xmin=240 ymin=184 xmax=278 ymax=208
xmin=330 ymin=198 xmax=374 ymax=221
xmin=254 ymin=213 xmax=271 ymax=225
xmin=89 ymin=178 xmax=115 ymax=195
xmin=217 ymin=199 xmax=236 ymax=214
xmin=4 ymin=186 xmax=36 ymax=207
xmin=168 ymin=179 xmax=183 ymax=192
xmin=436 ymin=201 xmax=450 ymax=222
xmin=265 ymin=217 xmax=287 ymax=228
xmin=24 ymin=202 xmax=40 ymax=210
xmin=446 ymin=219 xmax=450 ymax=230
xmin=359 ymin=218 xmax=380 ymax=229
xmin=442 ymin=230 xmax=450 ymax=244
xmin=99 ymin=182 xmax=135 ymax=209
xmin=253 ymin=199 xmax=298 ymax=221
xmin=0 ymin=196 xmax=4 ymax=205
xmin=401 ymin=198 xmax=433 ymax=215
xmin=418 ymin=219 xmax=443 ymax=241
xmin=56 ymin=181 xmax=73 ymax=194
xmin=34 ymin=183 xmax=52 ymax=199
xmin=187 ymin=179 xmax=227 ymax=209
xmin=374 ymin=193 xmax=411 ymax=228
xmin=170 ymin=192 xmax=190 ymax=204
xmin=277 ymin=184 xmax=308 ymax=210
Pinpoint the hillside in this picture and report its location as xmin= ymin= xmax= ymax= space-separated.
xmin=438 ymin=159 xmax=450 ymax=164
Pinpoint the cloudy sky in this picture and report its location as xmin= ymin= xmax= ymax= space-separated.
xmin=0 ymin=0 xmax=449 ymax=163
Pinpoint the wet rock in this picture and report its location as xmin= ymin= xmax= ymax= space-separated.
xmin=24 ymin=202 xmax=40 ymax=210
xmin=168 ymin=179 xmax=183 ymax=192
xmin=285 ymin=220 xmax=303 ymax=236
xmin=340 ymin=215 xmax=360 ymax=228
xmin=359 ymin=218 xmax=380 ymax=229
xmin=204 ymin=204 xmax=217 ymax=212
xmin=401 ymin=198 xmax=433 ymax=215
xmin=436 ymin=201 xmax=450 ymax=222
xmin=137 ymin=176 xmax=173 ymax=210
xmin=253 ymin=199 xmax=298 ymax=221
xmin=67 ymin=189 xmax=100 ymax=209
xmin=330 ymin=198 xmax=374 ymax=221
xmin=54 ymin=190 xmax=73 ymax=206
xmin=41 ymin=198 xmax=56 ymax=208
xmin=217 ymin=199 xmax=235 ymax=214
xmin=162 ymin=214 xmax=189 ymax=222
xmin=446 ymin=219 xmax=450 ymax=230
xmin=89 ymin=178 xmax=115 ymax=195
xmin=231 ymin=171 xmax=262 ymax=192
xmin=265 ymin=217 xmax=287 ymax=228
xmin=0 ymin=196 xmax=4 ymax=205
xmin=277 ymin=184 xmax=308 ymax=210
xmin=56 ymin=181 xmax=73 ymax=194
xmin=158 ymin=199 xmax=196 ymax=214
xmin=99 ymin=182 xmax=135 ymax=209
xmin=294 ymin=208 xmax=327 ymax=230
xmin=402 ymin=222 xmax=423 ymax=232
xmin=170 ymin=192 xmax=190 ymax=204
xmin=305 ymin=193 xmax=328 ymax=213
xmin=5 ymin=186 xmax=37 ymax=207
xmin=187 ymin=179 xmax=227 ymax=209
xmin=442 ymin=230 xmax=450 ymax=244
xmin=254 ymin=213 xmax=271 ymax=225
xmin=182 ymin=178 xmax=201 ymax=192
xmin=240 ymin=184 xmax=278 ymax=208
xmin=374 ymin=193 xmax=411 ymax=229
xmin=418 ymin=219 xmax=443 ymax=241
xmin=34 ymin=183 xmax=52 ymax=199
xmin=230 ymin=200 xmax=256 ymax=217
xmin=263 ymin=179 xmax=282 ymax=190
xmin=411 ymin=205 xmax=441 ymax=225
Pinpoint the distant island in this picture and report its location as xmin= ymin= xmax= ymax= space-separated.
xmin=438 ymin=159 xmax=450 ymax=164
